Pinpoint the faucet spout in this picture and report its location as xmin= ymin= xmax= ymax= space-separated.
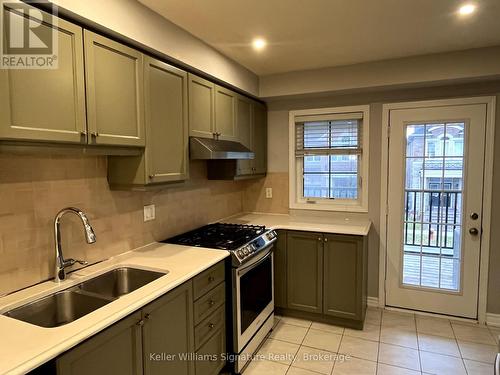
xmin=54 ymin=207 xmax=96 ymax=283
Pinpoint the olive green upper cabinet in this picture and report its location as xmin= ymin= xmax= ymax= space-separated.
xmin=323 ymin=234 xmax=366 ymax=321
xmin=108 ymin=57 xmax=188 ymax=188
xmin=84 ymin=30 xmax=145 ymax=147
xmin=252 ymin=101 xmax=268 ymax=175
xmin=0 ymin=6 xmax=86 ymax=144
xmin=188 ymin=74 xmax=215 ymax=138
xmin=236 ymin=95 xmax=253 ymax=176
xmin=287 ymin=231 xmax=323 ymax=313
xmin=144 ymin=58 xmax=188 ymax=183
xmin=142 ymin=282 xmax=195 ymax=375
xmin=214 ymin=85 xmax=237 ymax=141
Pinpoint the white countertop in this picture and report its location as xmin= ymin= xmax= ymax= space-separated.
xmin=225 ymin=212 xmax=371 ymax=236
xmin=0 ymin=243 xmax=229 ymax=375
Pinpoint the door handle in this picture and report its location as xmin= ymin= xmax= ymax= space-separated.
xmin=469 ymin=228 xmax=479 ymax=236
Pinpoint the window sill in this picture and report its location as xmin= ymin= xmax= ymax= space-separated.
xmin=290 ymin=202 xmax=368 ymax=213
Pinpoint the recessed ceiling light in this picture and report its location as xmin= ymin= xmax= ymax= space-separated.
xmin=252 ymin=38 xmax=267 ymax=51
xmin=458 ymin=3 xmax=476 ymax=15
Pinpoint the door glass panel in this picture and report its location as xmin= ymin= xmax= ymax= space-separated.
xmin=402 ymin=122 xmax=465 ymax=291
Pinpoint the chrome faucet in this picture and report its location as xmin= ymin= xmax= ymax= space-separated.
xmin=54 ymin=207 xmax=96 ymax=282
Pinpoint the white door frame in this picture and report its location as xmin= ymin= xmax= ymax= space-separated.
xmin=379 ymin=96 xmax=496 ymax=323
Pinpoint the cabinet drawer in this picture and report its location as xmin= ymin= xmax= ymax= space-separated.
xmin=193 ymin=262 xmax=225 ymax=300
xmin=194 ymin=282 xmax=225 ymax=325
xmin=195 ymin=328 xmax=226 ymax=375
xmin=195 ymin=305 xmax=225 ymax=350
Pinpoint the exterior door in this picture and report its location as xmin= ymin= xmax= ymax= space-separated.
xmin=386 ymin=103 xmax=487 ymax=318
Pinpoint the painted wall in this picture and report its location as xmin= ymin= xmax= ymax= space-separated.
xmin=245 ymin=81 xmax=500 ymax=313
xmin=0 ymin=156 xmax=244 ymax=296
xmin=49 ymin=0 xmax=259 ymax=96
xmin=259 ymin=46 xmax=500 ymax=98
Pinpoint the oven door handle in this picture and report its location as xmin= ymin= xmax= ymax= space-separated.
xmin=237 ymin=246 xmax=273 ymax=277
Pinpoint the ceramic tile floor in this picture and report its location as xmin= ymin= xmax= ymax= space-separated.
xmin=243 ymin=308 xmax=499 ymax=375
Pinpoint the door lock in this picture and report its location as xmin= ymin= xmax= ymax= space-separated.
xmin=469 ymin=228 xmax=479 ymax=236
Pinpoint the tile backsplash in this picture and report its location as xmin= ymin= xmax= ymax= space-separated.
xmin=0 ymin=154 xmax=244 ymax=296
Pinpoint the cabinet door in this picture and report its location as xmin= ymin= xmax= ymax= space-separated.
xmin=287 ymin=231 xmax=323 ymax=313
xmin=188 ymin=74 xmax=215 ymax=138
xmin=56 ymin=312 xmax=143 ymax=375
xmin=323 ymin=234 xmax=364 ymax=320
xmin=145 ymin=57 xmax=188 ymax=183
xmin=0 ymin=6 xmax=86 ymax=143
xmin=84 ymin=30 xmax=145 ymax=146
xmin=214 ymin=85 xmax=237 ymax=141
xmin=274 ymin=230 xmax=287 ymax=309
xmin=142 ymin=281 xmax=195 ymax=375
xmin=236 ymin=95 xmax=253 ymax=176
xmin=252 ymin=102 xmax=267 ymax=174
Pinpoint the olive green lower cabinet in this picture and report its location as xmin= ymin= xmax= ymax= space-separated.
xmin=274 ymin=230 xmax=368 ymax=329
xmin=55 ymin=261 xmax=226 ymax=375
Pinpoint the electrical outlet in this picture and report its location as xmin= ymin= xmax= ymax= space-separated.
xmin=143 ymin=204 xmax=156 ymax=222
xmin=265 ymin=188 xmax=273 ymax=199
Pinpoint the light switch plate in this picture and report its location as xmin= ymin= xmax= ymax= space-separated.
xmin=143 ymin=204 xmax=155 ymax=222
xmin=265 ymin=188 xmax=273 ymax=199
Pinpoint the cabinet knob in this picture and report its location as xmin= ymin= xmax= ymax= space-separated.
xmin=208 ymin=323 xmax=215 ymax=329
xmin=318 ymin=237 xmax=322 ymax=241
xmin=208 ymin=299 xmax=215 ymax=307
xmin=91 ymin=132 xmax=99 ymax=137
xmin=136 ymin=319 xmax=145 ymax=327
xmin=144 ymin=313 xmax=151 ymax=320
xmin=80 ymin=131 xmax=86 ymax=136
xmin=208 ymin=275 xmax=215 ymax=283
xmin=324 ymin=238 xmax=328 ymax=242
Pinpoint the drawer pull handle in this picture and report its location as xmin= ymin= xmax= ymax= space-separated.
xmin=208 ymin=300 xmax=215 ymax=307
xmin=208 ymin=276 xmax=215 ymax=282
xmin=208 ymin=323 xmax=215 ymax=329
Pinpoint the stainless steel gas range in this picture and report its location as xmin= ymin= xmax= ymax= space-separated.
xmin=164 ymin=223 xmax=277 ymax=374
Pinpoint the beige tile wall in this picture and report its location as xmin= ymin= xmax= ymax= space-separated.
xmin=0 ymin=154 xmax=244 ymax=296
xmin=242 ymin=172 xmax=289 ymax=214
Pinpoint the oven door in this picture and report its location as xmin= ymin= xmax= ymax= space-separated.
xmin=233 ymin=246 xmax=274 ymax=352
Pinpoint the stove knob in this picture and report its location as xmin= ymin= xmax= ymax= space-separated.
xmin=237 ymin=250 xmax=244 ymax=258
xmin=242 ymin=248 xmax=249 ymax=255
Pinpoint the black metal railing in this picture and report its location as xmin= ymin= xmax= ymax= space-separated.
xmin=404 ymin=190 xmax=461 ymax=249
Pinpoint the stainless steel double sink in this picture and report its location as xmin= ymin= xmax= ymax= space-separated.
xmin=3 ymin=267 xmax=166 ymax=328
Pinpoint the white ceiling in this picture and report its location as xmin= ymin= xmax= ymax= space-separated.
xmin=139 ymin=0 xmax=500 ymax=76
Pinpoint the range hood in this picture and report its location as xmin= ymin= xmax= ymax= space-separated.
xmin=189 ymin=137 xmax=254 ymax=160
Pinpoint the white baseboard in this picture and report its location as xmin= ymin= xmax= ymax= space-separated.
xmin=486 ymin=313 xmax=500 ymax=327
xmin=367 ymin=296 xmax=379 ymax=308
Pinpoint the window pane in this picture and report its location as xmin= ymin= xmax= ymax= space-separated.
xmin=406 ymin=124 xmax=425 ymax=157
xmin=304 ymin=155 xmax=329 ymax=173
xmin=330 ymin=120 xmax=359 ymax=148
xmin=330 ymin=155 xmax=358 ymax=199
xmin=425 ymin=124 xmax=445 ymax=157
xmin=303 ymin=122 xmax=329 ymax=148
xmin=303 ymin=173 xmax=329 ymax=198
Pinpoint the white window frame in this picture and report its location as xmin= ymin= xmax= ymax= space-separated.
xmin=289 ymin=105 xmax=370 ymax=212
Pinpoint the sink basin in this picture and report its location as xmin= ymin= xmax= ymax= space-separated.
xmin=4 ymin=290 xmax=111 ymax=328
xmin=77 ymin=267 xmax=166 ymax=299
